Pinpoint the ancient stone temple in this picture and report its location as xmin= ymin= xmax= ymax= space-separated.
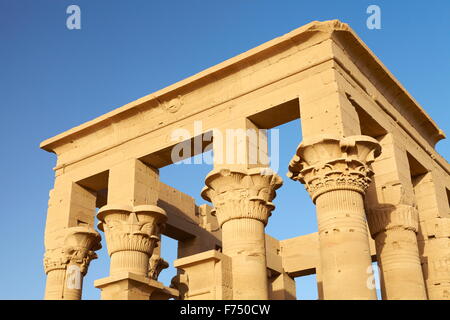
xmin=40 ymin=20 xmax=450 ymax=300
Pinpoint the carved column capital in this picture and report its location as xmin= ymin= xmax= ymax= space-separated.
xmin=201 ymin=167 xmax=282 ymax=227
xmin=148 ymin=255 xmax=169 ymax=280
xmin=367 ymin=181 xmax=419 ymax=237
xmin=44 ymin=226 xmax=101 ymax=275
xmin=287 ymin=135 xmax=381 ymax=202
xmin=97 ymin=204 xmax=167 ymax=256
xmin=170 ymin=273 xmax=189 ymax=300
xmin=367 ymin=204 xmax=419 ymax=237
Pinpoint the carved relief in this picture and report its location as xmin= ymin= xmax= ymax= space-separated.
xmin=162 ymin=95 xmax=183 ymax=113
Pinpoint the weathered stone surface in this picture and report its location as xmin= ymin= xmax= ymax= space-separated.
xmin=40 ymin=20 xmax=449 ymax=300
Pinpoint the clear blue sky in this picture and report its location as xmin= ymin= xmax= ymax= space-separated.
xmin=0 ymin=0 xmax=448 ymax=300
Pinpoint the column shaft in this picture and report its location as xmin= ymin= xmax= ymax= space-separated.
xmin=202 ymin=167 xmax=282 ymax=300
xmin=413 ymin=173 xmax=450 ymax=300
xmin=366 ymin=134 xmax=428 ymax=299
xmin=418 ymin=216 xmax=450 ymax=299
xmin=423 ymin=237 xmax=450 ymax=299
xmin=374 ymin=228 xmax=426 ymax=299
xmin=44 ymin=269 xmax=65 ymax=300
xmin=316 ymin=189 xmax=376 ymax=299
xmin=110 ymin=251 xmax=149 ymax=276
xmin=222 ymin=218 xmax=268 ymax=300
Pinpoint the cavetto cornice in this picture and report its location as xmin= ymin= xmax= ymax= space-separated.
xmin=40 ymin=20 xmax=445 ymax=155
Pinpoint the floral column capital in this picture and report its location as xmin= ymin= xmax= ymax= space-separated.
xmin=43 ymin=226 xmax=101 ymax=275
xmin=287 ymin=135 xmax=381 ymax=202
xmin=366 ymin=181 xmax=419 ymax=237
xmin=201 ymin=167 xmax=283 ymax=227
xmin=97 ymin=204 xmax=167 ymax=257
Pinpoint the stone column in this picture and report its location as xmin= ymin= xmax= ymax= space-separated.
xmin=288 ymin=135 xmax=381 ymax=300
xmin=43 ymin=179 xmax=100 ymax=300
xmin=413 ymin=172 xmax=450 ymax=300
xmin=94 ymin=159 xmax=169 ymax=299
xmin=366 ymin=182 xmax=427 ymax=300
xmin=420 ymin=218 xmax=450 ymax=300
xmin=97 ymin=204 xmax=166 ymax=277
xmin=95 ymin=204 xmax=167 ymax=299
xmin=44 ymin=226 xmax=101 ymax=300
xmin=316 ymin=265 xmax=324 ymax=300
xmin=201 ymin=167 xmax=282 ymax=300
xmin=364 ymin=134 xmax=427 ymax=299
xmin=368 ymin=205 xmax=425 ymax=299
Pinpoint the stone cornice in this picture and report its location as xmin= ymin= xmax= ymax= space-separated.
xmin=40 ymin=20 xmax=346 ymax=154
xmin=40 ymin=20 xmax=444 ymax=162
